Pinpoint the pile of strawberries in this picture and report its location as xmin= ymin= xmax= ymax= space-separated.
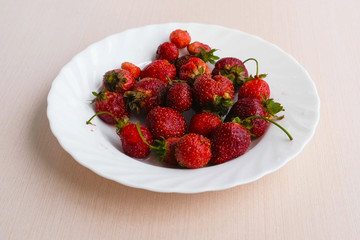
xmin=86 ymin=29 xmax=292 ymax=169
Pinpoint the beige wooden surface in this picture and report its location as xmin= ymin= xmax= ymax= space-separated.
xmin=1 ymin=0 xmax=360 ymax=239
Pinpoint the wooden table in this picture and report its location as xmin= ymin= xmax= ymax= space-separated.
xmin=1 ymin=0 xmax=359 ymax=239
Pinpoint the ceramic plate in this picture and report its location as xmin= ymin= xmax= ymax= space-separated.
xmin=47 ymin=23 xmax=320 ymax=193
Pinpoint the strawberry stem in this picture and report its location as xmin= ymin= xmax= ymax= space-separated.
xmin=86 ymin=111 xmax=118 ymax=125
xmin=135 ymin=122 xmax=168 ymax=159
xmin=135 ymin=122 xmax=152 ymax=147
xmin=243 ymin=58 xmax=259 ymax=76
xmin=245 ymin=116 xmax=293 ymax=140
xmin=86 ymin=111 xmax=129 ymax=133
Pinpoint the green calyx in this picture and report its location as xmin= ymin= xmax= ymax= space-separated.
xmin=91 ymin=91 xmax=107 ymax=103
xmin=232 ymin=116 xmax=293 ymax=140
xmin=196 ymin=48 xmax=220 ymax=64
xmin=220 ymin=65 xmax=247 ymax=86
xmin=213 ymin=95 xmax=234 ymax=116
xmin=104 ymin=71 xmax=126 ymax=92
xmin=86 ymin=111 xmax=130 ymax=133
xmin=123 ymin=91 xmax=146 ymax=114
xmin=135 ymin=123 xmax=167 ymax=160
xmin=262 ymin=97 xmax=284 ymax=118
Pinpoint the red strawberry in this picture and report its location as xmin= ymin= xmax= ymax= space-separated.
xmin=124 ymin=78 xmax=167 ymax=113
xmin=210 ymin=121 xmax=251 ymax=165
xmin=120 ymin=123 xmax=153 ymax=158
xmin=212 ymin=57 xmax=248 ymax=87
xmin=187 ymin=41 xmax=219 ymax=64
xmin=178 ymin=57 xmax=211 ymax=83
xmin=225 ymin=98 xmax=269 ymax=137
xmin=192 ymin=74 xmax=234 ymax=116
xmin=238 ymin=58 xmax=270 ymax=101
xmin=188 ymin=112 xmax=222 ymax=137
xmin=238 ymin=76 xmax=270 ymax=101
xmin=140 ymin=59 xmax=176 ymax=84
xmin=166 ymin=82 xmax=192 ymax=112
xmin=92 ymin=91 xmax=130 ymax=124
xmin=146 ymin=106 xmax=187 ymax=140
xmin=156 ymin=42 xmax=179 ymax=63
xmin=169 ymin=29 xmax=191 ymax=48
xmin=187 ymin=41 xmax=211 ymax=55
xmin=175 ymin=133 xmax=211 ymax=168
xmin=121 ymin=62 xmax=141 ymax=79
xmin=86 ymin=113 xmax=153 ymax=158
xmin=225 ymin=97 xmax=288 ymax=137
xmin=103 ymin=69 xmax=135 ymax=93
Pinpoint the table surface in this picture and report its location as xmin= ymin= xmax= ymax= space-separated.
xmin=1 ymin=0 xmax=360 ymax=239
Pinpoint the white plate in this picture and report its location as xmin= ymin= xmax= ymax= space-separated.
xmin=47 ymin=23 xmax=320 ymax=193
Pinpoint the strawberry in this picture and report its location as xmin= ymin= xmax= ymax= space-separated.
xmin=187 ymin=41 xmax=219 ymax=64
xmin=212 ymin=57 xmax=248 ymax=87
xmin=238 ymin=75 xmax=270 ymax=101
xmin=169 ymin=29 xmax=191 ymax=48
xmin=175 ymin=133 xmax=211 ymax=168
xmin=121 ymin=62 xmax=141 ymax=79
xmin=210 ymin=121 xmax=251 ymax=165
xmin=124 ymin=77 xmax=167 ymax=113
xmin=86 ymin=113 xmax=153 ymax=158
xmin=192 ymin=74 xmax=234 ymax=116
xmin=178 ymin=57 xmax=211 ymax=84
xmin=187 ymin=41 xmax=211 ymax=55
xmin=238 ymin=58 xmax=269 ymax=101
xmin=225 ymin=97 xmax=289 ymax=137
xmin=103 ymin=69 xmax=135 ymax=93
xmin=188 ymin=112 xmax=222 ymax=137
xmin=225 ymin=98 xmax=269 ymax=137
xmin=136 ymin=123 xmax=180 ymax=165
xmin=92 ymin=91 xmax=130 ymax=125
xmin=140 ymin=59 xmax=176 ymax=84
xmin=156 ymin=42 xmax=179 ymax=63
xmin=146 ymin=106 xmax=187 ymax=140
xmin=166 ymin=81 xmax=192 ymax=112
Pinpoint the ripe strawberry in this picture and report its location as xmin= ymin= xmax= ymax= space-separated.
xmin=124 ymin=77 xmax=167 ymax=113
xmin=192 ymin=74 xmax=234 ymax=116
xmin=92 ymin=91 xmax=130 ymax=124
xmin=225 ymin=98 xmax=269 ymax=137
xmin=187 ymin=41 xmax=219 ymax=64
xmin=238 ymin=58 xmax=270 ymax=101
xmin=166 ymin=81 xmax=192 ymax=112
xmin=103 ymin=69 xmax=135 ymax=93
xmin=169 ymin=29 xmax=191 ymax=48
xmin=146 ymin=106 xmax=187 ymax=140
xmin=187 ymin=41 xmax=211 ymax=55
xmin=140 ymin=59 xmax=176 ymax=84
xmin=178 ymin=57 xmax=211 ymax=83
xmin=188 ymin=112 xmax=222 ymax=137
xmin=121 ymin=62 xmax=141 ymax=79
xmin=212 ymin=57 xmax=248 ymax=87
xmin=174 ymin=55 xmax=192 ymax=73
xmin=175 ymin=133 xmax=211 ymax=168
xmin=210 ymin=121 xmax=251 ymax=165
xmin=120 ymin=123 xmax=153 ymax=158
xmin=86 ymin=113 xmax=153 ymax=158
xmin=225 ymin=97 xmax=287 ymax=137
xmin=238 ymin=75 xmax=270 ymax=101
xmin=156 ymin=42 xmax=179 ymax=63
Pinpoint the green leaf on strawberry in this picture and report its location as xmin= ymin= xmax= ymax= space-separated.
xmin=196 ymin=48 xmax=220 ymax=64
xmin=262 ymin=97 xmax=284 ymax=118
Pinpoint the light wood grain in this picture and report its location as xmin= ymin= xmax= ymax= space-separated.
xmin=1 ymin=0 xmax=360 ymax=239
